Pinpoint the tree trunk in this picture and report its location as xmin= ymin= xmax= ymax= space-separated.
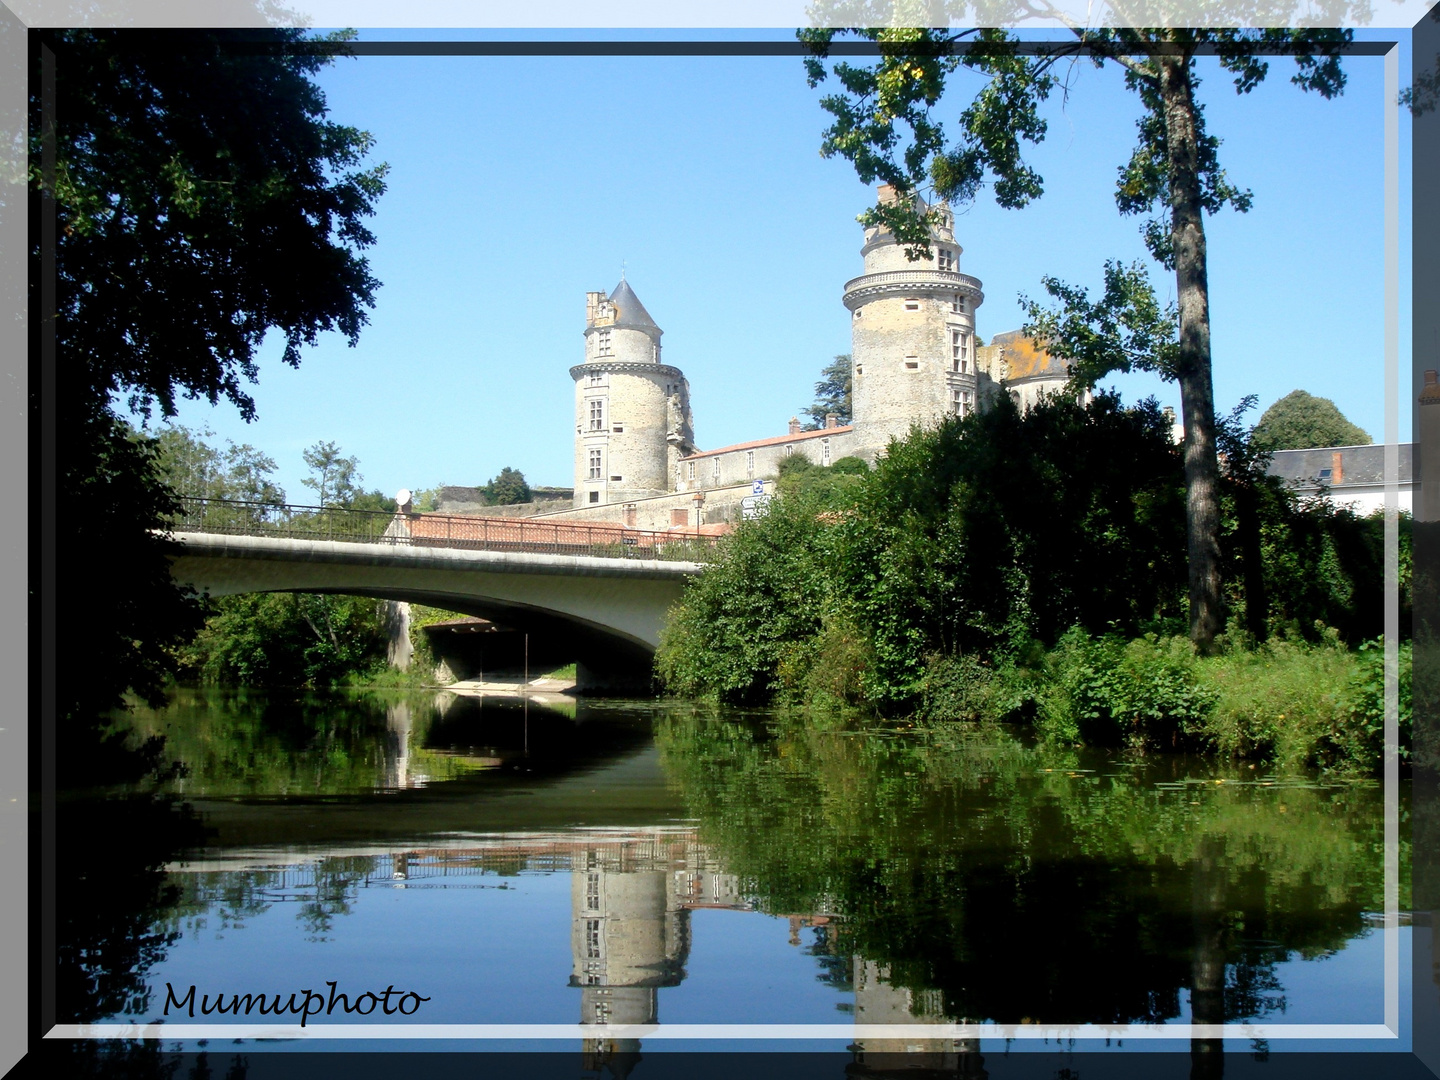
xmin=1158 ymin=55 xmax=1226 ymax=654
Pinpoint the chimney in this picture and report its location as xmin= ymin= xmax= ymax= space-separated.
xmin=824 ymin=413 xmax=839 ymax=430
xmin=788 ymin=417 xmax=802 ymax=435
xmin=876 ymin=183 xmax=898 ymax=205
xmin=1331 ymin=450 xmax=1344 ymax=487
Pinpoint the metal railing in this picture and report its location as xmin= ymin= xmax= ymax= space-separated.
xmin=170 ymin=497 xmax=721 ymax=563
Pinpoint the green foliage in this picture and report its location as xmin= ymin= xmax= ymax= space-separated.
xmin=1035 ymin=630 xmax=1216 ymax=750
xmin=64 ymin=411 xmax=207 ymax=788
xmin=482 ymin=466 xmax=533 ymax=506
xmin=155 ymin=423 xmax=286 ymax=505
xmin=801 ymin=354 xmax=853 ymax=429
xmin=774 ymin=453 xmax=869 ymax=506
xmin=1022 ymin=260 xmax=1179 ymax=387
xmin=177 ymin=593 xmax=390 ymax=688
xmin=40 ymin=29 xmax=387 ymax=423
xmin=1252 ymin=390 xmax=1372 ymax=450
xmin=656 ymin=491 xmax=839 ymax=704
xmin=800 ymin=22 xmax=1353 ymax=652
xmin=302 ymin=440 xmax=362 ymax=507
xmin=45 ymin=31 xmax=385 ymax=780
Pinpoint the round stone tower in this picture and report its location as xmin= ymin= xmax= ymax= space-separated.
xmin=571 ymin=279 xmax=695 ymax=509
xmin=844 ymin=185 xmax=985 ymax=460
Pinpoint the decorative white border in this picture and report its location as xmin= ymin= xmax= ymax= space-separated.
xmin=45 ymin=1022 xmax=1402 ymax=1041
xmin=24 ymin=17 xmax=1409 ymax=1053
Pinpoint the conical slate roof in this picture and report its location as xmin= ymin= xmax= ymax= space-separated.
xmin=608 ymin=279 xmax=660 ymax=332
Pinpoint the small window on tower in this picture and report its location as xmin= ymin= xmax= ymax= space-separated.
xmin=589 ymin=399 xmax=604 ymax=431
xmin=938 ymin=249 xmax=956 ymax=271
xmin=951 ymin=331 xmax=969 ymax=373
xmin=589 ymin=491 xmax=600 ymax=504
xmin=588 ymin=372 xmax=604 ymax=387
xmin=855 ymin=365 xmax=863 ymax=376
xmin=712 ymin=457 xmax=720 ymax=479
xmin=588 ymin=449 xmax=602 ymax=480
xmin=597 ymin=329 xmax=612 ymax=356
xmin=610 ymin=475 xmax=622 ymax=482
xmin=952 ymin=295 xmax=964 ymax=313
xmin=613 ymin=425 xmax=624 ymax=433
xmin=905 ymin=356 xmax=919 ymax=370
xmin=904 ymin=298 xmax=921 ymax=311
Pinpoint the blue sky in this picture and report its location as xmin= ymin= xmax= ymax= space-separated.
xmin=160 ymin=29 xmax=1412 ymax=500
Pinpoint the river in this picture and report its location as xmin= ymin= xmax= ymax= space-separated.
xmin=56 ymin=687 xmax=1411 ymax=1069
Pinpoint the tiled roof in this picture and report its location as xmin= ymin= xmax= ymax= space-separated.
xmin=1265 ymin=443 xmax=1415 ymax=487
xmin=608 ymin=279 xmax=660 ymax=332
xmin=682 ymin=426 xmax=855 ymax=461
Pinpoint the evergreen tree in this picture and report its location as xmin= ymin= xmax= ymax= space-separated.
xmin=1251 ymin=390 xmax=1371 ymax=451
xmin=801 ymin=354 xmax=853 ymax=429
xmin=483 ymin=467 xmax=532 ymax=506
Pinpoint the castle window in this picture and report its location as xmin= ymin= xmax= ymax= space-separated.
xmin=597 ymin=329 xmax=612 ymax=356
xmin=951 ymin=331 xmax=968 ymax=373
xmin=853 ymin=308 xmax=862 ymax=319
xmin=589 ymin=449 xmax=602 ymax=480
xmin=938 ymin=249 xmax=956 ymax=271
xmin=746 ymin=450 xmax=755 ymax=476
xmin=610 ymin=475 xmax=622 ymax=482
xmin=652 ymin=343 xmax=660 ymax=363
xmin=687 ymin=461 xmax=696 ymax=481
xmin=712 ymin=457 xmax=720 ymax=480
xmin=586 ymin=919 xmax=602 ymax=959
xmin=822 ymin=439 xmax=831 ymax=466
xmin=613 ymin=425 xmax=624 ymax=433
xmin=905 ymin=356 xmax=919 ymax=370
xmin=952 ymin=389 xmax=974 ymax=417
xmin=855 ymin=365 xmax=863 ymax=375
xmin=904 ymin=298 xmax=920 ymax=311
xmin=952 ymin=294 xmax=964 ymax=313
xmin=589 ymin=491 xmax=600 ymax=503
xmin=589 ymin=399 xmax=604 ymax=431
xmin=588 ymin=372 xmax=604 ymax=387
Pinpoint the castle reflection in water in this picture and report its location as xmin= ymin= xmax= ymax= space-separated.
xmin=181 ymin=826 xmax=976 ymax=1069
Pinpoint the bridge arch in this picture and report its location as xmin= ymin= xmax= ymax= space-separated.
xmin=168 ymin=532 xmax=701 ymax=690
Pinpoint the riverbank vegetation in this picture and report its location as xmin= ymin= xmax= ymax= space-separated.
xmin=656 ymin=392 xmax=1409 ymax=771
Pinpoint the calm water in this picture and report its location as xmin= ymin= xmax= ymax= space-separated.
xmin=59 ymin=688 xmax=1411 ymax=1060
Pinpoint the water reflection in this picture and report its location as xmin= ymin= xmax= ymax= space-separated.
xmin=62 ymin=692 xmax=1405 ymax=1072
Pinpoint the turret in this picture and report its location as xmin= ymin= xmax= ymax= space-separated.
xmin=844 ymin=184 xmax=986 ymax=459
xmin=571 ymin=279 xmax=694 ymax=508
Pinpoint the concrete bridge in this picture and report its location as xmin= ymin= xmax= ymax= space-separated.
xmin=166 ymin=499 xmax=716 ymax=689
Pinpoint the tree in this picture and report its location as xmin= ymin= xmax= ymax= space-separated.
xmin=800 ymin=19 xmax=1350 ymax=653
xmin=1251 ymin=389 xmax=1372 ymax=451
xmin=302 ymin=440 xmax=362 ymax=507
xmin=801 ymin=354 xmax=853 ymax=429
xmin=482 ymin=467 xmax=532 ymax=506
xmin=36 ymin=28 xmax=386 ymax=770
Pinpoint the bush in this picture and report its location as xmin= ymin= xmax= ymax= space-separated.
xmin=1035 ymin=629 xmax=1215 ymax=750
xmin=913 ymin=653 xmax=995 ymax=722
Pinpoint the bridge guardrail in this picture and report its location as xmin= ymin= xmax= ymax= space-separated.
xmin=170 ymin=497 xmax=722 ymax=563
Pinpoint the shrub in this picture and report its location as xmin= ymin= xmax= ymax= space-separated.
xmin=913 ymin=653 xmax=995 ymax=722
xmin=1036 ymin=629 xmax=1215 ymax=750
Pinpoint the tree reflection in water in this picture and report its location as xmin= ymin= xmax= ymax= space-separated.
xmin=654 ymin=711 xmax=1399 ymax=1042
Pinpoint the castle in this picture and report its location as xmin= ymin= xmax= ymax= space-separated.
xmin=546 ymin=185 xmax=1071 ymax=531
